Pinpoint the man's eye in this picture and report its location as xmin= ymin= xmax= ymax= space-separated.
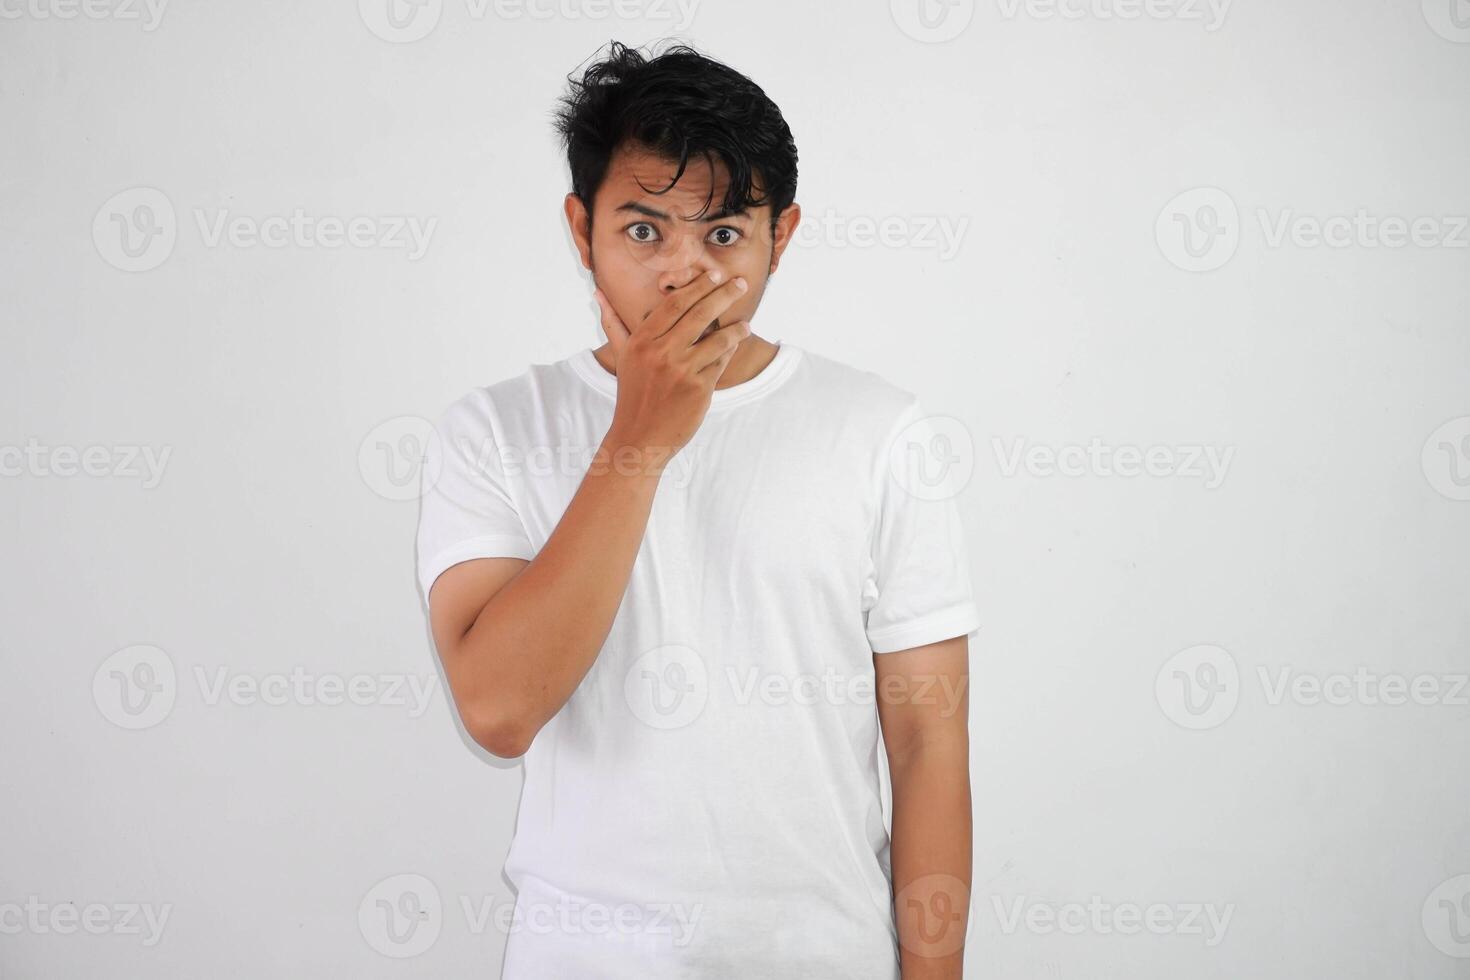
xmin=709 ymin=227 xmax=743 ymax=247
xmin=627 ymin=223 xmax=659 ymax=243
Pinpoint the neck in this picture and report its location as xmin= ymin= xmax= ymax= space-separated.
xmin=592 ymin=333 xmax=779 ymax=389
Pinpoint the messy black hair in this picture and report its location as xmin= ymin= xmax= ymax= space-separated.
xmin=552 ymin=39 xmax=799 ymax=240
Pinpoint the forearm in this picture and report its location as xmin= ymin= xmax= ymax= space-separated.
xmin=889 ymin=736 xmax=972 ymax=980
xmin=453 ymin=432 xmax=664 ymax=742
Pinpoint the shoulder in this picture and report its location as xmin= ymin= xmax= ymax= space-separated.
xmin=430 ymin=353 xmax=580 ymax=434
xmin=786 ymin=343 xmax=926 ymax=435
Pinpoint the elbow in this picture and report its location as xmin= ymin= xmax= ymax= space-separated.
xmin=464 ymin=703 xmax=533 ymax=759
xmin=440 ymin=643 xmax=535 ymax=758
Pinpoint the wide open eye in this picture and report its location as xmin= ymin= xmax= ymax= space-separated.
xmin=708 ymin=226 xmax=743 ymax=247
xmin=625 ymin=222 xmax=660 ymax=244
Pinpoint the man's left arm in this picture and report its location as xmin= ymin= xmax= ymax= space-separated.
xmin=875 ymin=633 xmax=972 ymax=980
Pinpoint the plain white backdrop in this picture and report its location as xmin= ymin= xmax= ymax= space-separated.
xmin=3 ymin=0 xmax=1469 ymax=977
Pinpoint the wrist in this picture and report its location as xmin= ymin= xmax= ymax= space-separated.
xmin=595 ymin=431 xmax=677 ymax=480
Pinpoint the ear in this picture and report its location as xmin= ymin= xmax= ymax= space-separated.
xmin=564 ymin=192 xmax=592 ymax=271
xmin=767 ymin=202 xmax=802 ymax=275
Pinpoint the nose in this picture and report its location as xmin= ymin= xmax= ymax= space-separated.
xmin=659 ymin=267 xmax=715 ymax=294
xmin=656 ymin=239 xmax=716 ymax=294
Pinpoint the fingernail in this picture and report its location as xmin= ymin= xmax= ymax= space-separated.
xmin=734 ymin=277 xmax=748 ymax=292
xmin=708 ymin=270 xmax=725 ymax=284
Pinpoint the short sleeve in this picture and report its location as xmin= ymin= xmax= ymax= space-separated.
xmin=861 ymin=398 xmax=982 ymax=654
xmin=415 ymin=390 xmax=536 ymax=601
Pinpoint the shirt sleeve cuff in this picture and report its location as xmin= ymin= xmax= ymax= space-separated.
xmin=419 ymin=535 xmax=537 ymax=600
xmin=866 ymin=601 xmax=981 ymax=654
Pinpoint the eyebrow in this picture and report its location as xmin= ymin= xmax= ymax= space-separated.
xmin=613 ymin=202 xmax=751 ymax=223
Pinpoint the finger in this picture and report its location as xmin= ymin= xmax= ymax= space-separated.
xmin=593 ymin=288 xmax=630 ymax=355
xmin=692 ymin=321 xmax=749 ymax=374
xmin=702 ymin=342 xmax=740 ymax=384
xmin=642 ymin=269 xmax=735 ymax=341
xmin=668 ymin=276 xmax=749 ymax=353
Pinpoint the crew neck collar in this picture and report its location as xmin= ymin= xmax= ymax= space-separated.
xmin=569 ymin=340 xmax=802 ymax=411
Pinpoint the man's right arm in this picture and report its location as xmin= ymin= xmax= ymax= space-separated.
xmin=427 ymin=443 xmax=661 ymax=759
xmin=425 ymin=269 xmax=752 ymax=759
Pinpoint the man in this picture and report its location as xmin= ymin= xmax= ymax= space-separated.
xmin=416 ymin=40 xmax=979 ymax=979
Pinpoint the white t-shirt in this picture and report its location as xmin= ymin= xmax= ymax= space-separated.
xmin=416 ymin=338 xmax=981 ymax=979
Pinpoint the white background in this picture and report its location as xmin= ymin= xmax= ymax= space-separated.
xmin=2 ymin=0 xmax=1469 ymax=977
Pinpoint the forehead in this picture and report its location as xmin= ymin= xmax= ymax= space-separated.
xmin=597 ymin=143 xmax=763 ymax=220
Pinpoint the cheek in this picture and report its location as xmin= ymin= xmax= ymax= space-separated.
xmin=611 ymin=232 xmax=707 ymax=278
xmin=725 ymin=244 xmax=770 ymax=276
xmin=592 ymin=240 xmax=655 ymax=295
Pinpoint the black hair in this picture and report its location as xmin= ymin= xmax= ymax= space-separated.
xmin=552 ymin=39 xmax=799 ymax=239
